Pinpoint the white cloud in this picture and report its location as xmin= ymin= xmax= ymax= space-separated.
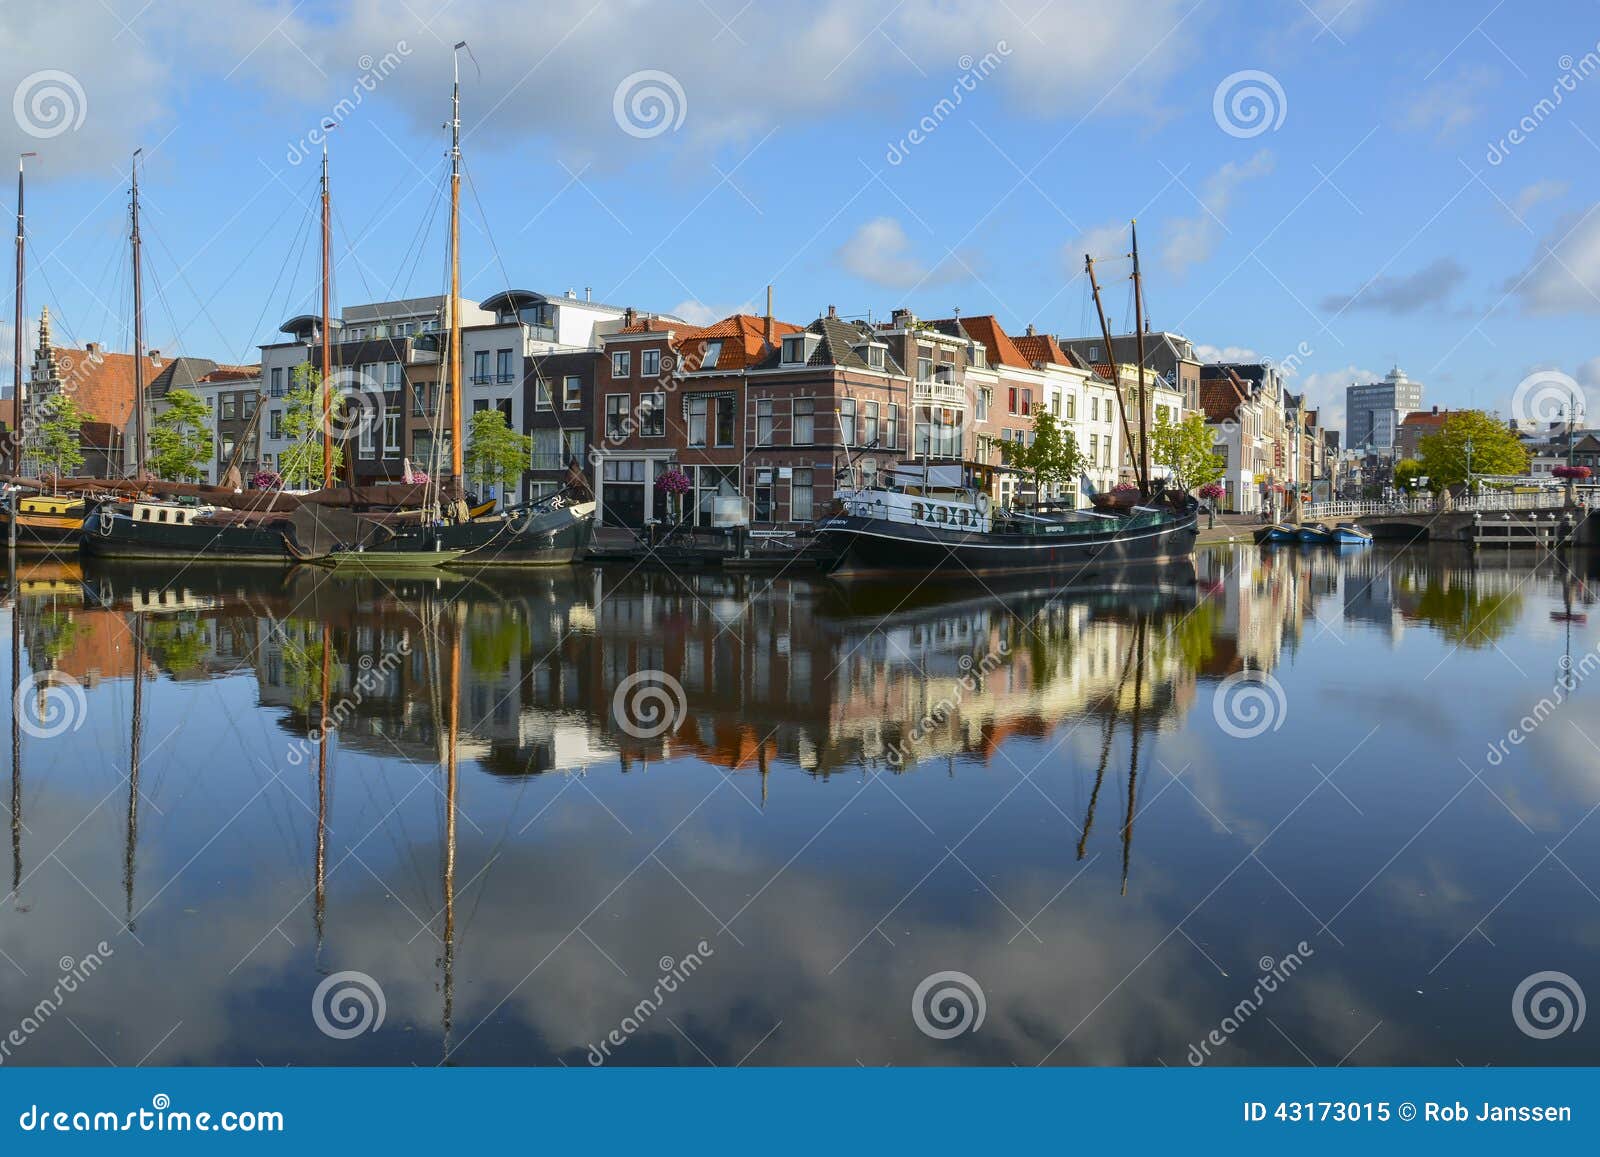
xmin=1162 ymin=150 xmax=1274 ymax=275
xmin=836 ymin=217 xmax=964 ymax=290
xmin=1509 ymin=206 xmax=1600 ymax=315
xmin=1298 ymin=364 xmax=1382 ymax=440
xmin=668 ymin=299 xmax=754 ymax=326
xmin=1061 ymin=221 xmax=1130 ymax=275
xmin=1195 ymin=343 xmax=1261 ymax=363
xmin=1511 ymin=179 xmax=1569 ymax=218
xmin=1398 ymin=67 xmax=1495 ymax=138
xmin=1577 ymin=356 xmax=1600 ymax=390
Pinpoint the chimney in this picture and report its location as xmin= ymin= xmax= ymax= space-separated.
xmin=827 ymin=304 xmax=837 ymax=319
xmin=85 ymin=341 xmax=100 ymax=355
xmin=584 ymin=286 xmax=592 ymax=301
xmin=1025 ymin=323 xmax=1036 ymax=336
xmin=764 ymin=285 xmax=774 ymax=348
xmin=624 ymin=307 xmax=637 ymax=327
xmin=148 ymin=349 xmax=161 ymax=362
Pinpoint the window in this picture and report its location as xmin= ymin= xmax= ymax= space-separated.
xmin=781 ymin=336 xmax=805 ymax=365
xmin=867 ymin=345 xmax=885 ymax=369
xmin=563 ymin=429 xmax=584 ymax=466
xmin=412 ymin=382 xmax=428 ymax=417
xmin=1089 ymin=433 xmax=1098 ymax=464
xmin=839 ymin=398 xmax=856 ymax=445
xmin=221 ymin=396 xmax=237 ymax=420
xmin=793 ymin=398 xmax=815 ymax=445
xmin=687 ymin=396 xmax=709 ymax=448
xmin=791 ymin=469 xmax=814 ymax=523
xmin=756 ymin=399 xmax=774 ymax=446
xmin=611 ymin=350 xmax=631 ymax=378
xmin=473 ymin=350 xmax=491 ymax=384
xmin=243 ymin=397 xmax=257 ymax=419
xmin=715 ymin=396 xmax=735 ymax=447
xmin=697 ymin=341 xmax=720 ymax=370
xmin=268 ymin=410 xmax=283 ymax=440
xmin=535 ymin=379 xmax=553 ymax=410
xmin=977 ymin=389 xmax=990 ymax=422
xmin=385 ymin=362 xmax=402 ymax=391
xmin=918 ymin=356 xmax=933 ymax=381
xmin=605 ymin=394 xmax=629 ymax=439
xmin=384 ymin=408 xmax=400 ymax=454
xmin=564 ymin=375 xmax=582 ymax=409
xmin=864 ymin=401 xmax=879 ymax=445
xmin=640 ymin=391 xmax=665 ymax=437
xmin=270 ymin=368 xmax=284 ymax=397
xmin=473 ymin=399 xmax=489 ymax=415
xmin=496 ymin=349 xmax=515 ymax=383
xmin=533 ymin=428 xmax=561 ymax=470
xmin=1051 ymin=393 xmax=1061 ymax=417
xmin=602 ymin=458 xmax=646 ymax=483
xmin=1008 ymin=387 xmax=1018 ymax=415
xmin=885 ymin=404 xmax=899 ymax=450
xmin=359 ymin=415 xmax=375 ymax=459
xmin=1066 ymin=394 xmax=1076 ymax=420
xmin=1091 ymin=397 xmax=1099 ymax=421
xmin=642 ymin=348 xmax=661 ymax=376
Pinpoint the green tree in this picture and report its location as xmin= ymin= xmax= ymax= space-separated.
xmin=277 ymin=363 xmax=344 ymax=488
xmin=465 ymin=408 xmax=532 ymax=497
xmin=149 ymin=389 xmax=215 ymax=481
xmin=35 ymin=393 xmax=86 ymax=478
xmin=1150 ymin=412 xmax=1224 ymax=492
xmin=1392 ymin=457 xmax=1425 ymax=493
xmin=1417 ymin=410 xmax=1528 ymax=490
xmin=1002 ymin=410 xmax=1084 ymax=505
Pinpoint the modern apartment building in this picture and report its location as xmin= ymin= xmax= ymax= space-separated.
xmin=1345 ymin=366 xmax=1423 ymax=453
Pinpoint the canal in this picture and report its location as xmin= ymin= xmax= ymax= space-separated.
xmin=0 ymin=545 xmax=1595 ymax=1066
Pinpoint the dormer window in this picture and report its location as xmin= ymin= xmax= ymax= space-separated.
xmin=782 ymin=335 xmax=806 ymax=365
xmin=868 ymin=346 xmax=885 ymax=369
xmin=701 ymin=340 xmax=723 ymax=369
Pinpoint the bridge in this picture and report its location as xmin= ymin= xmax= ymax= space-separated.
xmin=1300 ymin=492 xmax=1596 ymax=546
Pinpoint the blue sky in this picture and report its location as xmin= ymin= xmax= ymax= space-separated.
xmin=4 ymin=0 xmax=1600 ymax=436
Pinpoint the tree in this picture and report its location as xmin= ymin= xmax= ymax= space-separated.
xmin=1002 ymin=411 xmax=1084 ymax=505
xmin=277 ymin=363 xmax=344 ymax=488
xmin=1150 ymin=412 xmax=1224 ymax=493
xmin=464 ymin=408 xmax=533 ymax=497
xmin=1417 ymin=410 xmax=1528 ymax=490
xmin=149 ymin=389 xmax=215 ymax=481
xmin=35 ymin=393 xmax=86 ymax=478
xmin=1392 ymin=458 xmax=1425 ymax=493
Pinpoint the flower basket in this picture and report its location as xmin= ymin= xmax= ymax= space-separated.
xmin=1553 ymin=465 xmax=1591 ymax=480
xmin=1198 ymin=482 xmax=1225 ymax=501
xmin=251 ymin=470 xmax=282 ymax=490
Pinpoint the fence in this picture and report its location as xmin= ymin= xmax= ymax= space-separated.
xmin=1302 ymin=491 xmax=1567 ymax=521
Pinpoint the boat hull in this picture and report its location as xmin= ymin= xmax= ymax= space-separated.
xmin=80 ymin=509 xmax=296 ymax=563
xmin=364 ymin=502 xmax=596 ymax=567
xmin=815 ymin=509 xmax=1198 ymax=581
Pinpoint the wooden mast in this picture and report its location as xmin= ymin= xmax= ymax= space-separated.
xmin=1130 ymin=220 xmax=1152 ymax=499
xmin=442 ymin=600 xmax=460 ymax=1058
xmin=125 ymin=611 xmax=144 ymax=928
xmin=12 ymin=153 xmax=33 ymax=481
xmin=448 ymin=42 xmax=467 ymax=509
xmin=320 ymin=136 xmax=333 ymax=488
xmin=315 ymin=622 xmax=332 ymax=956
xmin=9 ymin=578 xmax=20 ymax=896
xmin=130 ymin=150 xmax=146 ymax=478
xmin=1085 ymin=254 xmax=1143 ymax=495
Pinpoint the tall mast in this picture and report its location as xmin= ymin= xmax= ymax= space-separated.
xmin=131 ymin=150 xmax=146 ymax=478
xmin=13 ymin=153 xmax=33 ymax=478
xmin=321 ymin=136 xmax=333 ymax=488
xmin=448 ymin=42 xmax=467 ymax=499
xmin=1085 ymin=254 xmax=1143 ymax=495
xmin=1130 ymin=220 xmax=1151 ymax=499
xmin=125 ymin=611 xmax=144 ymax=928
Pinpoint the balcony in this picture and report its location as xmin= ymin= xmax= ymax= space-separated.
xmin=913 ymin=379 xmax=966 ymax=407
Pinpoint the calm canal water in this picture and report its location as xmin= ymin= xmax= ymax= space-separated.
xmin=1 ymin=545 xmax=1597 ymax=1066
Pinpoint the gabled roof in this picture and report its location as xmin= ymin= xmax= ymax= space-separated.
xmin=1014 ymin=332 xmax=1073 ymax=367
xmin=753 ymin=314 xmax=905 ymax=374
xmin=1399 ymin=408 xmax=1450 ymax=430
xmin=926 ymin=315 xmax=1031 ymax=369
xmin=1198 ymin=376 xmax=1250 ymax=424
xmin=676 ymin=313 xmax=803 ymax=372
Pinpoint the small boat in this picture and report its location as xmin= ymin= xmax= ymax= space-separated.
xmin=0 ymin=492 xmax=94 ymax=547
xmin=1332 ymin=522 xmax=1372 ymax=545
xmin=1296 ymin=523 xmax=1335 ymax=544
xmin=1255 ymin=523 xmax=1297 ymax=544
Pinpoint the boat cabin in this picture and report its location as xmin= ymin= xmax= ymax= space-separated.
xmin=131 ymin=503 xmax=212 ymax=526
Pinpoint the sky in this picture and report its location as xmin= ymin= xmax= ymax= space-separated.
xmin=3 ymin=0 xmax=1600 ymax=440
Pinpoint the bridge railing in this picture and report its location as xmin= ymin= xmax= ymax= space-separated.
xmin=1303 ymin=491 xmax=1573 ymax=521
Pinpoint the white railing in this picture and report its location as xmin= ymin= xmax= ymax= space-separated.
xmin=1303 ymin=491 xmax=1570 ymax=520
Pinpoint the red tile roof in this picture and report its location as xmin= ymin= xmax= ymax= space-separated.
xmin=1013 ymin=332 xmax=1072 ymax=366
xmin=1400 ymin=408 xmax=1450 ymax=429
xmin=46 ymin=346 xmax=166 ymax=428
xmin=676 ymin=313 xmax=802 ymax=371
xmin=1198 ymin=377 xmax=1248 ymax=424
xmin=927 ymin=315 xmax=1031 ymax=369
